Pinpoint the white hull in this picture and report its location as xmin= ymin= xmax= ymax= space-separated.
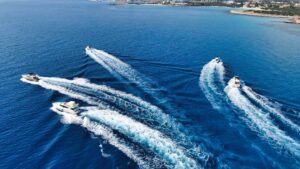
xmin=52 ymin=102 xmax=79 ymax=115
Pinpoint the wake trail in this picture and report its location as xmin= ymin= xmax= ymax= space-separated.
xmin=84 ymin=108 xmax=200 ymax=169
xmin=199 ymin=58 xmax=226 ymax=109
xmin=199 ymin=60 xmax=298 ymax=165
xmin=21 ymin=77 xmax=109 ymax=109
xmin=21 ymin=76 xmax=165 ymax=127
xmin=42 ymin=76 xmax=181 ymax=136
xmin=43 ymin=77 xmax=200 ymax=151
xmin=225 ymin=78 xmax=300 ymax=157
xmin=21 ymin=75 xmax=211 ymax=165
xmin=199 ymin=60 xmax=278 ymax=165
xmin=242 ymin=85 xmax=300 ymax=135
xmin=50 ymin=106 xmax=163 ymax=169
xmin=85 ymin=47 xmax=175 ymax=111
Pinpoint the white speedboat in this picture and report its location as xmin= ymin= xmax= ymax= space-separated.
xmin=85 ymin=46 xmax=91 ymax=51
xmin=22 ymin=73 xmax=40 ymax=82
xmin=213 ymin=57 xmax=220 ymax=63
xmin=232 ymin=76 xmax=241 ymax=88
xmin=52 ymin=101 xmax=80 ymax=114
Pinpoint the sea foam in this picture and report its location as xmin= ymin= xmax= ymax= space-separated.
xmin=199 ymin=58 xmax=226 ymax=109
xmin=225 ymin=77 xmax=300 ymax=157
xmin=84 ymin=109 xmax=200 ymax=169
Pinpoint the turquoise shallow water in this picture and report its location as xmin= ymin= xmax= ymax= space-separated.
xmin=0 ymin=0 xmax=300 ymax=168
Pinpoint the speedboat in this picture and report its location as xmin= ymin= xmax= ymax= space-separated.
xmin=52 ymin=101 xmax=80 ymax=114
xmin=85 ymin=46 xmax=91 ymax=51
xmin=85 ymin=46 xmax=93 ymax=55
xmin=232 ymin=76 xmax=241 ymax=88
xmin=213 ymin=57 xmax=220 ymax=63
xmin=22 ymin=73 xmax=39 ymax=82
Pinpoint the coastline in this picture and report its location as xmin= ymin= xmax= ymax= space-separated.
xmin=136 ymin=3 xmax=233 ymax=8
xmin=92 ymin=1 xmax=300 ymax=24
xmin=230 ymin=9 xmax=290 ymax=18
xmin=109 ymin=1 xmax=240 ymax=8
xmin=230 ymin=9 xmax=300 ymax=24
xmin=285 ymin=18 xmax=300 ymax=24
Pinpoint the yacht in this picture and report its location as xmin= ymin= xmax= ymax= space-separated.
xmin=232 ymin=76 xmax=241 ymax=88
xmin=213 ymin=57 xmax=220 ymax=63
xmin=22 ymin=73 xmax=39 ymax=82
xmin=52 ymin=101 xmax=80 ymax=114
xmin=85 ymin=46 xmax=91 ymax=51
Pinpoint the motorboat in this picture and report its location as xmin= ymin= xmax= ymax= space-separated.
xmin=85 ymin=46 xmax=93 ymax=55
xmin=213 ymin=57 xmax=220 ymax=63
xmin=52 ymin=101 xmax=80 ymax=114
xmin=232 ymin=76 xmax=241 ymax=88
xmin=22 ymin=73 xmax=39 ymax=82
xmin=85 ymin=46 xmax=91 ymax=51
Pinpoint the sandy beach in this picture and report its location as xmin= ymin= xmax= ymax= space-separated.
xmin=230 ymin=9 xmax=300 ymax=24
xmin=285 ymin=18 xmax=300 ymax=24
xmin=230 ymin=9 xmax=290 ymax=18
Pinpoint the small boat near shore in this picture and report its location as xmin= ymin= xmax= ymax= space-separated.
xmin=285 ymin=18 xmax=300 ymax=24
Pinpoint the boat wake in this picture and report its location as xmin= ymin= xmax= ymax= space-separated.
xmin=242 ymin=85 xmax=300 ymax=135
xmin=22 ymin=76 xmax=181 ymax=136
xmin=199 ymin=58 xmax=226 ymax=109
xmin=224 ymin=78 xmax=300 ymax=157
xmin=50 ymin=103 xmax=201 ymax=168
xmin=51 ymin=106 xmax=162 ymax=169
xmin=84 ymin=108 xmax=200 ymax=169
xmin=21 ymin=76 xmax=109 ymax=109
xmin=199 ymin=58 xmax=300 ymax=161
xmin=21 ymin=75 xmax=212 ymax=168
xmin=85 ymin=47 xmax=154 ymax=90
xmin=85 ymin=47 xmax=175 ymax=111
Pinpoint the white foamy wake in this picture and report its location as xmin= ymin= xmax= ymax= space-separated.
xmin=35 ymin=76 xmax=184 ymax=140
xmin=21 ymin=77 xmax=109 ymax=109
xmin=85 ymin=47 xmax=149 ymax=87
xmin=242 ymin=86 xmax=300 ymax=134
xmin=50 ymin=106 xmax=162 ymax=169
xmin=99 ymin=144 xmax=111 ymax=158
xmin=21 ymin=75 xmax=209 ymax=165
xmin=85 ymin=47 xmax=170 ymax=106
xmin=199 ymin=58 xmax=225 ymax=109
xmin=85 ymin=47 xmax=192 ymax=142
xmin=22 ymin=75 xmax=173 ymax=129
xmin=215 ymin=62 xmax=225 ymax=86
xmin=225 ymin=78 xmax=300 ymax=157
xmin=84 ymin=109 xmax=200 ymax=169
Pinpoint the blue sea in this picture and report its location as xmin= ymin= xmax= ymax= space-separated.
xmin=1 ymin=0 xmax=300 ymax=168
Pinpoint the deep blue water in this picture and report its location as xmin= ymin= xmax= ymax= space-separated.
xmin=0 ymin=0 xmax=300 ymax=168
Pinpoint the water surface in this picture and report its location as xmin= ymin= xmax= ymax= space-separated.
xmin=0 ymin=0 xmax=300 ymax=168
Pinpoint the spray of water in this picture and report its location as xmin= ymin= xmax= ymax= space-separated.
xmin=225 ymin=77 xmax=300 ymax=157
xmin=199 ymin=58 xmax=226 ymax=109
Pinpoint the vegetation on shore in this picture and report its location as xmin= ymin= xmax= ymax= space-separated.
xmin=185 ymin=1 xmax=242 ymax=7
xmin=248 ymin=5 xmax=300 ymax=16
